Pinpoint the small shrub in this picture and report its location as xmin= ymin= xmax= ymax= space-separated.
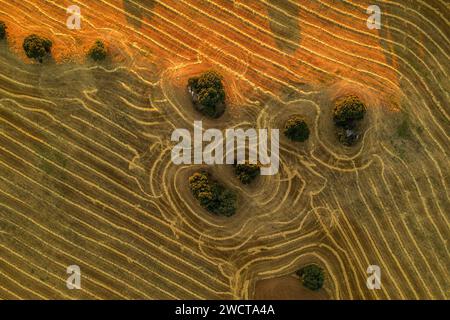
xmin=235 ymin=163 xmax=260 ymax=184
xmin=189 ymin=171 xmax=236 ymax=217
xmin=188 ymin=71 xmax=226 ymax=118
xmin=23 ymin=34 xmax=52 ymax=62
xmin=333 ymin=95 xmax=366 ymax=128
xmin=296 ymin=264 xmax=324 ymax=291
xmin=284 ymin=116 xmax=310 ymax=142
xmin=88 ymin=40 xmax=107 ymax=61
xmin=0 ymin=21 xmax=7 ymax=40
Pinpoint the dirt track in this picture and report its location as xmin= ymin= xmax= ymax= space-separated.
xmin=0 ymin=0 xmax=448 ymax=299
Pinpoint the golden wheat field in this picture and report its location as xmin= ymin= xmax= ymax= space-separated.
xmin=0 ymin=0 xmax=448 ymax=300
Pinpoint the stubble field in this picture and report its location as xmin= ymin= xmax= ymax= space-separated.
xmin=0 ymin=0 xmax=448 ymax=299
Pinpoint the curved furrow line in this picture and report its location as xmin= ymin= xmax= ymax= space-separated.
xmin=0 ymin=100 xmax=236 ymax=261
xmin=0 ymin=105 xmax=157 ymax=205
xmin=320 ymin=0 xmax=449 ymax=69
xmin=0 ymin=177 xmax=212 ymax=299
xmin=0 ymin=197 xmax=149 ymax=299
xmin=326 ymin=191 xmax=389 ymax=299
xmin=0 ymin=136 xmax=231 ymax=296
xmin=152 ymin=0 xmax=404 ymax=95
xmin=381 ymin=143 xmax=449 ymax=252
xmin=203 ymin=0 xmax=406 ymax=94
xmin=374 ymin=154 xmax=448 ymax=295
xmin=0 ymin=179 xmax=193 ymax=299
xmin=323 ymin=0 xmax=449 ymax=116
xmin=367 ymin=178 xmax=428 ymax=298
xmin=35 ymin=0 xmax=191 ymax=60
xmin=310 ymin=203 xmax=372 ymax=299
xmin=240 ymin=0 xmax=448 ymax=125
xmin=352 ymin=163 xmax=413 ymax=299
xmin=257 ymin=0 xmax=450 ymax=146
xmin=272 ymin=0 xmax=450 ymax=153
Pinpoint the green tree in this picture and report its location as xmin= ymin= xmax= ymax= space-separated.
xmin=0 ymin=21 xmax=7 ymax=40
xmin=188 ymin=71 xmax=226 ymax=118
xmin=88 ymin=40 xmax=107 ymax=62
xmin=284 ymin=115 xmax=310 ymax=142
xmin=235 ymin=163 xmax=260 ymax=184
xmin=189 ymin=171 xmax=236 ymax=217
xmin=23 ymin=34 xmax=52 ymax=63
xmin=333 ymin=95 xmax=366 ymax=128
xmin=296 ymin=264 xmax=324 ymax=291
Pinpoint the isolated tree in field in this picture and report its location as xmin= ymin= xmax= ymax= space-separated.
xmin=235 ymin=163 xmax=260 ymax=185
xmin=189 ymin=171 xmax=236 ymax=217
xmin=333 ymin=95 xmax=366 ymax=128
xmin=333 ymin=95 xmax=366 ymax=146
xmin=187 ymin=71 xmax=226 ymax=118
xmin=23 ymin=34 xmax=52 ymax=63
xmin=284 ymin=115 xmax=310 ymax=142
xmin=0 ymin=21 xmax=7 ymax=40
xmin=296 ymin=264 xmax=324 ymax=291
xmin=88 ymin=40 xmax=107 ymax=61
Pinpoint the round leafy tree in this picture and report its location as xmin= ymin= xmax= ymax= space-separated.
xmin=188 ymin=71 xmax=226 ymax=118
xmin=189 ymin=171 xmax=236 ymax=217
xmin=88 ymin=40 xmax=107 ymax=61
xmin=296 ymin=264 xmax=324 ymax=291
xmin=333 ymin=95 xmax=366 ymax=128
xmin=235 ymin=163 xmax=260 ymax=185
xmin=0 ymin=21 xmax=7 ymax=40
xmin=23 ymin=34 xmax=52 ymax=63
xmin=284 ymin=115 xmax=310 ymax=142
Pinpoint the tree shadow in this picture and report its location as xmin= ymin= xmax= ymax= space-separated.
xmin=123 ymin=0 xmax=156 ymax=29
xmin=267 ymin=0 xmax=301 ymax=54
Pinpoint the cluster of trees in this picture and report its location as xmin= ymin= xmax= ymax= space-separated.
xmin=333 ymin=95 xmax=366 ymax=146
xmin=296 ymin=264 xmax=324 ymax=291
xmin=235 ymin=163 xmax=261 ymax=185
xmin=20 ymin=32 xmax=107 ymax=63
xmin=88 ymin=40 xmax=107 ymax=62
xmin=23 ymin=34 xmax=53 ymax=63
xmin=188 ymin=71 xmax=226 ymax=118
xmin=284 ymin=115 xmax=310 ymax=142
xmin=0 ymin=21 xmax=6 ymax=40
xmin=189 ymin=171 xmax=237 ymax=217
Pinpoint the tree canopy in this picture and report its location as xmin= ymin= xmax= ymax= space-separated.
xmin=88 ymin=40 xmax=107 ymax=62
xmin=296 ymin=264 xmax=324 ymax=291
xmin=333 ymin=95 xmax=366 ymax=128
xmin=235 ymin=163 xmax=260 ymax=184
xmin=333 ymin=95 xmax=366 ymax=146
xmin=284 ymin=115 xmax=310 ymax=142
xmin=23 ymin=34 xmax=52 ymax=63
xmin=189 ymin=171 xmax=236 ymax=217
xmin=188 ymin=71 xmax=226 ymax=118
xmin=0 ymin=21 xmax=6 ymax=40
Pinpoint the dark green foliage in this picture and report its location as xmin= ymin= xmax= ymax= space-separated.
xmin=333 ymin=95 xmax=366 ymax=129
xmin=296 ymin=264 xmax=324 ymax=291
xmin=235 ymin=163 xmax=260 ymax=184
xmin=333 ymin=95 xmax=366 ymax=146
xmin=23 ymin=34 xmax=52 ymax=62
xmin=284 ymin=116 xmax=310 ymax=142
xmin=88 ymin=40 xmax=107 ymax=61
xmin=188 ymin=71 xmax=226 ymax=118
xmin=0 ymin=21 xmax=6 ymax=40
xmin=189 ymin=171 xmax=236 ymax=217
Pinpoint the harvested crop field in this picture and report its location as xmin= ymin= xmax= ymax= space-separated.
xmin=0 ymin=0 xmax=448 ymax=299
